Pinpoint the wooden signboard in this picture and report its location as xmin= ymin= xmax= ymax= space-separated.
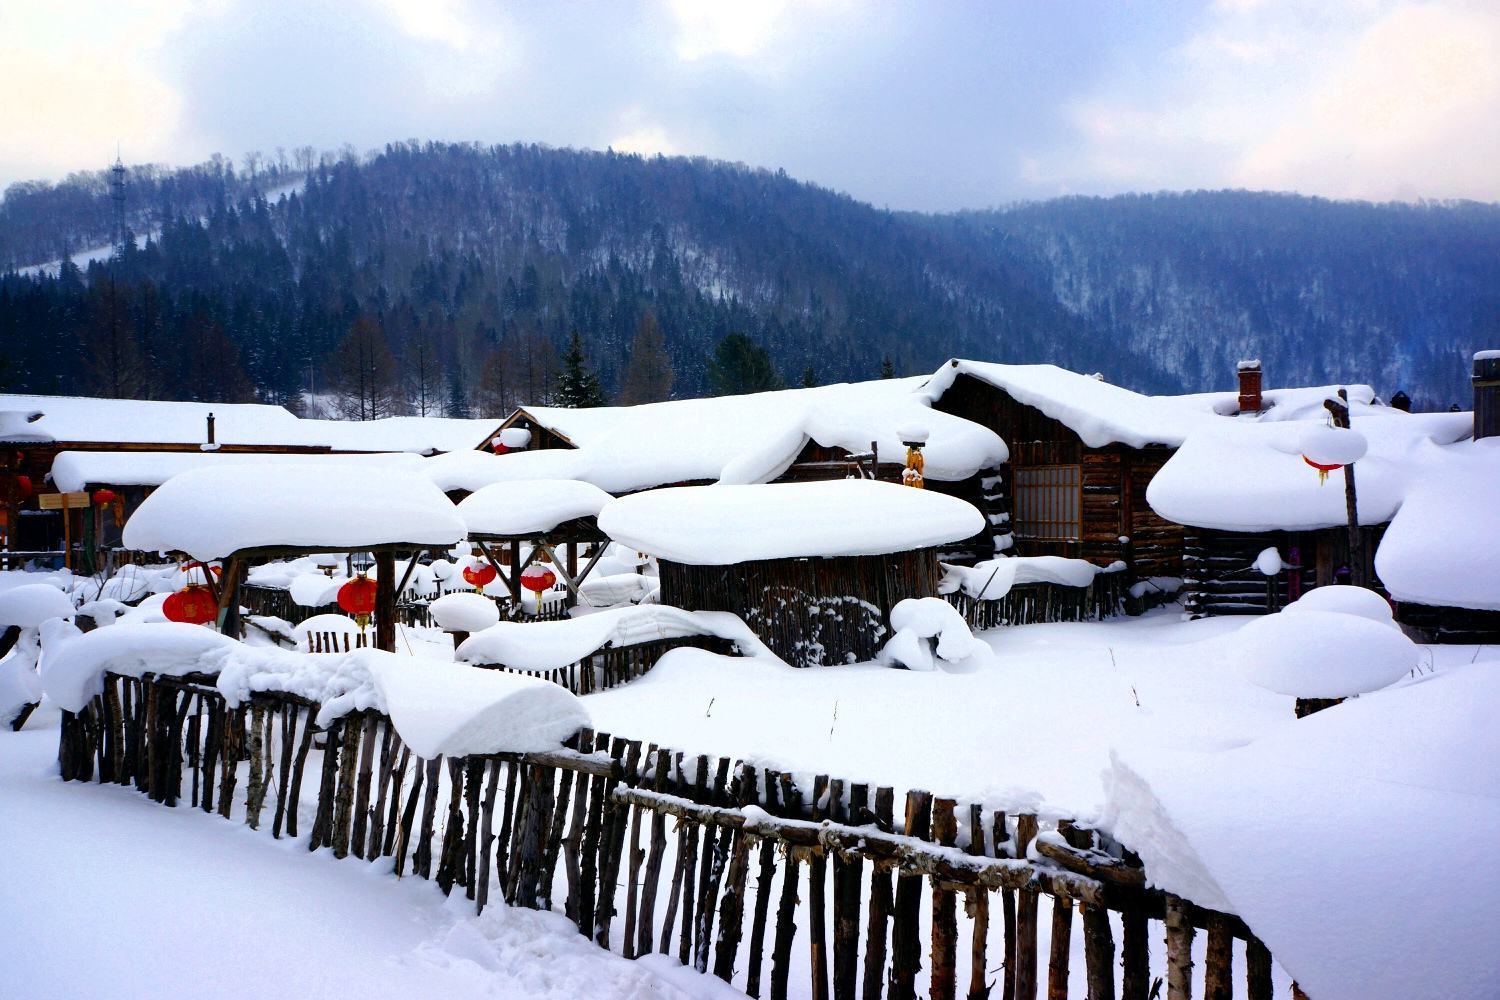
xmin=37 ymin=492 xmax=91 ymax=510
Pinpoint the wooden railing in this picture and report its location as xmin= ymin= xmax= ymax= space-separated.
xmin=472 ymin=635 xmax=737 ymax=696
xmin=59 ymin=671 xmax=1284 ymax=1000
xmin=943 ymin=573 xmax=1128 ymax=631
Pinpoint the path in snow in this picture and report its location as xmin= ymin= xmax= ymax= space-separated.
xmin=0 ymin=711 xmax=720 ymax=1000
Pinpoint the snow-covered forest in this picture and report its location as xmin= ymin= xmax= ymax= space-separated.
xmin=3 ymin=144 xmax=1496 ymax=410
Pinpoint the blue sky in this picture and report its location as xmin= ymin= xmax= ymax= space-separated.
xmin=2 ymin=0 xmax=1497 ymax=210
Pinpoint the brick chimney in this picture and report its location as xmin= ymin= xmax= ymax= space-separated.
xmin=1237 ymin=359 xmax=1263 ymax=415
xmin=1476 ymin=351 xmax=1500 ymax=440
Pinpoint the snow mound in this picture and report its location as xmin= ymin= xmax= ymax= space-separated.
xmin=38 ymin=622 xmax=588 ymax=756
xmin=598 ymin=480 xmax=984 ymax=565
xmin=879 ymin=597 xmax=995 ymax=672
xmin=430 ymin=592 xmax=501 ymax=632
xmin=122 ymin=465 xmax=466 ymax=560
xmin=457 ymin=479 xmax=613 ymax=537
xmin=1283 ymin=585 xmax=1394 ymax=626
xmin=0 ymin=584 xmax=75 ymax=629
xmin=362 ymin=655 xmax=588 ymax=758
xmin=289 ymin=573 xmax=342 ymax=608
xmin=1099 ymin=662 xmax=1500 ymax=1000
xmin=578 ymin=573 xmax=656 ymax=607
xmin=1231 ymin=609 xmax=1417 ymax=698
xmin=457 ymin=605 xmax=768 ymax=671
xmin=939 ymin=555 xmax=1101 ymax=601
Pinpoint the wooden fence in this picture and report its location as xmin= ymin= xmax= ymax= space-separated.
xmin=943 ymin=574 xmax=1128 ymax=632
xmin=473 ymin=635 xmax=737 ymax=696
xmin=238 ymin=582 xmax=567 ymax=629
xmin=58 ymin=670 xmax=1288 ymax=1000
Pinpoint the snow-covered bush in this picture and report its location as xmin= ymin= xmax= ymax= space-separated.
xmin=878 ymin=597 xmax=995 ymax=672
xmin=0 ymin=582 xmax=77 ymax=726
xmin=430 ymin=592 xmax=501 ymax=633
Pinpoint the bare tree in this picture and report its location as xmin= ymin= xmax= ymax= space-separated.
xmin=617 ymin=310 xmax=675 ymax=404
xmin=327 ymin=316 xmax=399 ymax=420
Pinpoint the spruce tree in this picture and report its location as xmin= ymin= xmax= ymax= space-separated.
xmin=555 ymin=330 xmax=607 ymax=407
xmin=880 ymin=356 xmax=895 ymax=379
xmin=706 ymin=333 xmax=783 ymax=396
xmin=617 ymin=311 xmax=675 ymax=404
xmin=801 ymin=364 xmax=817 ymax=388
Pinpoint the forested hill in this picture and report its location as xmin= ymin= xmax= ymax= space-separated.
xmin=1 ymin=142 xmax=1495 ymax=413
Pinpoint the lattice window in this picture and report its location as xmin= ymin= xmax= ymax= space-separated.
xmin=1011 ymin=465 xmax=1082 ymax=541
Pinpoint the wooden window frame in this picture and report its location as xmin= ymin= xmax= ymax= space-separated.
xmin=1011 ymin=464 xmax=1083 ymax=543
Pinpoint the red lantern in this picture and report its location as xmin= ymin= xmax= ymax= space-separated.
xmin=0 ymin=474 xmax=31 ymax=504
xmin=163 ymin=585 xmax=217 ymax=625
xmin=1302 ymin=455 xmax=1343 ymax=485
xmin=463 ymin=563 xmax=497 ymax=588
xmin=93 ymin=488 xmax=118 ymax=505
xmin=520 ymin=564 xmax=557 ymax=593
xmin=491 ymin=440 xmax=510 ymax=455
xmin=338 ymin=573 xmax=379 ymax=629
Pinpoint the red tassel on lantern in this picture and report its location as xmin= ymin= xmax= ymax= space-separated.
xmin=163 ymin=584 xmax=218 ymax=625
xmin=462 ymin=563 xmax=497 ymax=588
xmin=338 ymin=573 xmax=378 ymax=629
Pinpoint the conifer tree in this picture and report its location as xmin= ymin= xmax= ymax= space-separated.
xmin=554 ymin=330 xmax=607 ymax=407
xmin=327 ymin=315 xmax=399 ymax=420
xmin=880 ymin=356 xmax=895 ymax=379
xmin=706 ymin=333 xmax=783 ymax=396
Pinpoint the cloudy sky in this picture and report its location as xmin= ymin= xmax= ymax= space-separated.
xmin=2 ymin=0 xmax=1497 ymax=211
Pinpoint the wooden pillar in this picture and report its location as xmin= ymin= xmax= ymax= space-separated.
xmin=217 ymin=556 xmax=245 ymax=638
xmin=375 ymin=550 xmax=397 ymax=652
xmin=509 ymin=540 xmax=523 ymax=604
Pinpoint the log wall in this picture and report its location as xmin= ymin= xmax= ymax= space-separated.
xmin=59 ymin=673 xmax=1287 ymax=1000
xmin=1182 ymin=526 xmax=1385 ymax=618
xmin=659 ymin=549 xmax=941 ymax=667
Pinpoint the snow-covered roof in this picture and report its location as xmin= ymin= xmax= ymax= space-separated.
xmin=1145 ymin=407 xmax=1472 ymax=531
xmin=597 ymin=479 xmax=986 ymax=564
xmin=456 ymin=604 xmax=769 ymax=670
xmin=457 ymin=479 xmax=614 ymax=538
xmin=0 ymin=393 xmax=501 ymax=453
xmin=122 ymin=465 xmax=466 ymax=560
xmin=485 ymin=378 xmax=1007 ymax=494
xmin=1375 ymin=438 xmax=1500 ymax=611
xmin=50 ymin=449 xmax=424 ymax=492
xmin=921 ymin=359 xmax=1375 ymax=449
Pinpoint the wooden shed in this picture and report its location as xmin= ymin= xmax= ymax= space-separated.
xmin=597 ymin=480 xmax=986 ymax=667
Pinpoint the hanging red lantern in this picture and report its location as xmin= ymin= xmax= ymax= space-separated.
xmin=1301 ymin=455 xmax=1342 ymax=485
xmin=0 ymin=474 xmax=31 ymax=504
xmin=462 ymin=562 xmax=497 ymax=588
xmin=491 ymin=440 xmax=509 ymax=455
xmin=520 ymin=563 xmax=557 ymax=593
xmin=163 ymin=584 xmax=217 ymax=625
xmin=93 ymin=488 xmax=118 ymax=505
xmin=338 ymin=573 xmax=379 ymax=629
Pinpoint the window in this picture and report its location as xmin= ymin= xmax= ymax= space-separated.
xmin=1012 ymin=465 xmax=1082 ymax=541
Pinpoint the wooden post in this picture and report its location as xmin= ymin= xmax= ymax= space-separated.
xmin=1324 ymin=392 xmax=1363 ymax=587
xmin=374 ymin=550 xmax=397 ymax=652
xmin=1165 ymin=895 xmax=1195 ymax=1000
xmin=930 ymin=798 xmax=959 ymax=1000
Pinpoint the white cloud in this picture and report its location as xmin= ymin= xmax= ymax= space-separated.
xmin=666 ymin=0 xmax=792 ymax=61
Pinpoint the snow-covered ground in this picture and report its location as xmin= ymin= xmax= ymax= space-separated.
xmin=587 ymin=608 xmax=1440 ymax=819
xmin=0 ymin=705 xmax=734 ymax=1000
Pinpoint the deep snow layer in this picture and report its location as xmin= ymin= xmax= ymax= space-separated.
xmin=0 ymin=714 xmax=722 ymax=1000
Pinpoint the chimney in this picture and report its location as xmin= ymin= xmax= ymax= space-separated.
xmin=206 ymin=412 xmax=216 ymax=445
xmin=1475 ymin=351 xmax=1500 ymax=440
xmin=1237 ymin=359 xmax=1262 ymax=415
xmin=1389 ymin=390 xmax=1411 ymax=412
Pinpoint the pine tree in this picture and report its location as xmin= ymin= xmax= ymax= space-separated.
xmin=801 ymin=364 xmax=817 ymax=388
xmin=880 ymin=356 xmax=895 ymax=379
xmin=617 ymin=311 xmax=675 ymax=404
xmin=555 ymin=330 xmax=607 ymax=407
xmin=404 ymin=325 xmax=444 ymax=416
xmin=706 ymin=333 xmax=783 ymax=396
xmin=446 ymin=371 xmax=471 ymax=418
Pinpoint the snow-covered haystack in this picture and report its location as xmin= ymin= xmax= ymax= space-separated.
xmin=1231 ymin=604 xmax=1417 ymax=699
xmin=39 ymin=623 xmax=588 ymax=757
xmin=878 ymin=598 xmax=995 ymax=672
xmin=429 ymin=592 xmax=501 ymax=633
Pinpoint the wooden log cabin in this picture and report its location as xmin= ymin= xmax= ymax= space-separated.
xmin=597 ymin=480 xmax=987 ymax=667
xmin=921 ymin=360 xmax=1205 ymax=587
